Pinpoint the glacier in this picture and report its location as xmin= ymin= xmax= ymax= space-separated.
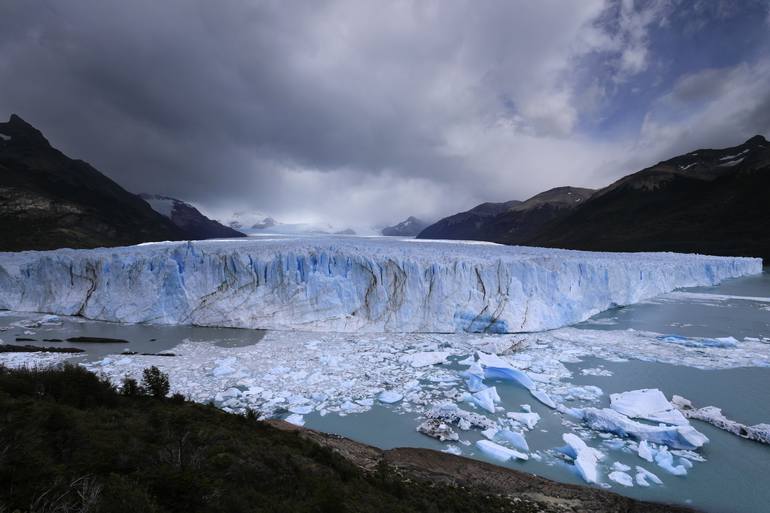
xmin=0 ymin=237 xmax=761 ymax=333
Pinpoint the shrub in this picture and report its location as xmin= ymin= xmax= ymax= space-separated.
xmin=141 ymin=366 xmax=170 ymax=398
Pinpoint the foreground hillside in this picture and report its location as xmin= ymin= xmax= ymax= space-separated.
xmin=0 ymin=365 xmax=694 ymax=513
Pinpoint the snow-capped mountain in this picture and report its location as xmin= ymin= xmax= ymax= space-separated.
xmin=381 ymin=216 xmax=429 ymax=236
xmin=219 ymin=211 xmax=364 ymax=236
xmin=139 ymin=194 xmax=245 ymax=239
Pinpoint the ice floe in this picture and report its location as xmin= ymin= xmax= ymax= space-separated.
xmin=476 ymin=440 xmax=528 ymax=462
xmin=673 ymin=395 xmax=770 ymax=445
xmin=610 ymin=388 xmax=689 ymax=426
xmin=561 ymin=433 xmax=603 ymax=484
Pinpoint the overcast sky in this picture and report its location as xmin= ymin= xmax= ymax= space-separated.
xmin=2 ymin=0 xmax=769 ymax=227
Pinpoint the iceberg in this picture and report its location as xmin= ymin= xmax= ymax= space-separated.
xmin=506 ymin=410 xmax=541 ymax=430
xmin=608 ymin=471 xmax=633 ymax=487
xmin=672 ymin=395 xmax=770 ymax=445
xmin=635 ymin=466 xmax=663 ymax=486
xmin=476 ymin=440 xmax=528 ymax=462
xmin=496 ymin=429 xmax=529 ymax=452
xmin=378 ymin=391 xmax=403 ymax=404
xmin=562 ymin=433 xmax=603 ymax=484
xmin=572 ymin=407 xmax=709 ymax=450
xmin=0 ymin=237 xmax=759 ymax=333
xmin=610 ymin=389 xmax=689 ymax=426
xmin=470 ymin=386 xmax=501 ymax=414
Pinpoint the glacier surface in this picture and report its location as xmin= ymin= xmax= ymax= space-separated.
xmin=0 ymin=237 xmax=761 ymax=333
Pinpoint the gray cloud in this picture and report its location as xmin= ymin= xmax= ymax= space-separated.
xmin=1 ymin=0 xmax=769 ymax=228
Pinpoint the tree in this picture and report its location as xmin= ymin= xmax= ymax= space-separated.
xmin=121 ymin=375 xmax=141 ymax=396
xmin=141 ymin=366 xmax=170 ymax=398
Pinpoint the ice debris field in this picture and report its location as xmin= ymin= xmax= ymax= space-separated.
xmin=3 ymin=309 xmax=769 ymax=501
xmin=0 ymin=237 xmax=761 ymax=333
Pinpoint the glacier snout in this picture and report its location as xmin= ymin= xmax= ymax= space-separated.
xmin=0 ymin=238 xmax=761 ymax=333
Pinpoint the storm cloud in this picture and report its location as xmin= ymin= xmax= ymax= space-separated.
xmin=1 ymin=0 xmax=769 ymax=227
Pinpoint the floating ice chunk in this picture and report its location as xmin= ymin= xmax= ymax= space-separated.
xmin=608 ymin=471 xmax=633 ymax=487
xmin=581 ymin=367 xmax=613 ymax=377
xmin=672 ymin=395 xmax=770 ymax=445
xmin=442 ymin=445 xmax=462 ymax=456
xmin=212 ymin=356 xmax=237 ymax=376
xmin=288 ymin=404 xmax=313 ymax=414
xmin=507 ymin=410 xmax=541 ymax=430
xmin=400 ymin=351 xmax=451 ymax=367
xmin=635 ymin=466 xmax=663 ymax=486
xmin=562 ymin=433 xmax=602 ymax=484
xmin=637 ymin=440 xmax=654 ymax=462
xmin=574 ymin=407 xmax=708 ymax=450
xmin=654 ymin=447 xmax=687 ymax=475
xmin=657 ymin=334 xmax=738 ymax=348
xmin=481 ymin=428 xmax=498 ymax=439
xmin=610 ymin=388 xmax=689 ymax=426
xmin=425 ymin=403 xmax=497 ymax=431
xmin=476 ymin=440 xmax=528 ymax=462
xmin=284 ymin=414 xmax=305 ymax=426
xmin=530 ymin=389 xmax=556 ymax=409
xmin=612 ymin=461 xmax=631 ymax=472
xmin=417 ymin=419 xmax=459 ymax=441
xmin=470 ymin=386 xmax=500 ymax=414
xmin=482 ymin=365 xmax=535 ymax=390
xmin=378 ymin=391 xmax=403 ymax=404
xmin=564 ymin=385 xmax=603 ymax=402
xmin=465 ymin=374 xmax=486 ymax=393
xmin=497 ymin=429 xmax=529 ymax=452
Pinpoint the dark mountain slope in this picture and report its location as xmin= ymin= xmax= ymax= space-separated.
xmin=0 ymin=114 xmax=187 ymax=251
xmin=484 ymin=186 xmax=594 ymax=244
xmin=139 ymin=193 xmax=245 ymax=239
xmin=529 ymin=135 xmax=770 ymax=261
xmin=417 ymin=200 xmax=521 ymax=240
xmin=417 ymin=187 xmax=593 ymax=243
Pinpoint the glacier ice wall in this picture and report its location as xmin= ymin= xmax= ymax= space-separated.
xmin=0 ymin=238 xmax=761 ymax=333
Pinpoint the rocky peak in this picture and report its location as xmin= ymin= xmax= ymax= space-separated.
xmin=0 ymin=114 xmax=51 ymax=148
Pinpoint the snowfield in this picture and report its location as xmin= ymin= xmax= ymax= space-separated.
xmin=0 ymin=237 xmax=761 ymax=333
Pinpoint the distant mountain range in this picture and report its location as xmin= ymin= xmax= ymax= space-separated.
xmin=4 ymin=113 xmax=768 ymax=260
xmin=419 ymin=135 xmax=770 ymax=261
xmin=381 ymin=216 xmax=429 ymax=236
xmin=0 ymin=114 xmax=243 ymax=251
xmin=139 ymin=194 xmax=245 ymax=240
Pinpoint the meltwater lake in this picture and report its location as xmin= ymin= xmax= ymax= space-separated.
xmin=1 ymin=270 xmax=769 ymax=513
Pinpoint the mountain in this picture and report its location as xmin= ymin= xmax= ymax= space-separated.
xmin=0 ymin=114 xmax=187 ymax=251
xmin=381 ymin=216 xmax=429 ymax=236
xmin=529 ymin=135 xmax=770 ymax=261
xmin=224 ymin=210 xmax=275 ymax=231
xmin=480 ymin=187 xmax=594 ymax=244
xmin=417 ymin=187 xmax=593 ymax=243
xmin=416 ymin=200 xmax=521 ymax=240
xmin=139 ymin=194 xmax=245 ymax=239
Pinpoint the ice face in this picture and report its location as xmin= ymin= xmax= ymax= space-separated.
xmin=0 ymin=237 xmax=760 ymax=333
